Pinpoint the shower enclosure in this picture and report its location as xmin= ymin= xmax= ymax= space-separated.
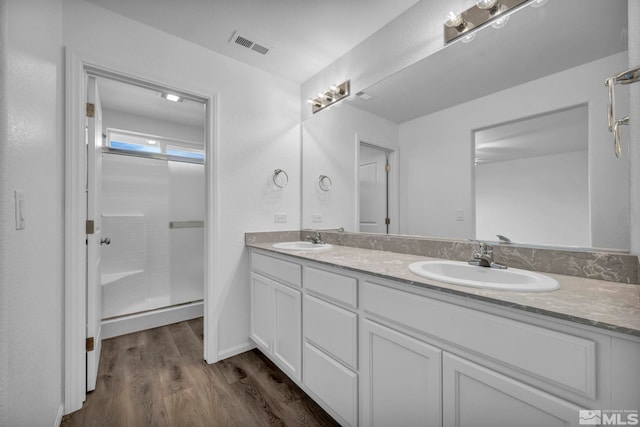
xmin=97 ymin=86 xmax=206 ymax=337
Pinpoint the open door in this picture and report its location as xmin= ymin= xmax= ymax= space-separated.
xmin=359 ymin=144 xmax=390 ymax=234
xmin=86 ymin=76 xmax=103 ymax=391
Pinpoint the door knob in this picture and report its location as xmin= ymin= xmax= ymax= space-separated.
xmin=100 ymin=237 xmax=111 ymax=245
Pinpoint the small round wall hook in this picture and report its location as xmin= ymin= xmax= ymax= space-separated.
xmin=318 ymin=175 xmax=332 ymax=191
xmin=273 ymin=169 xmax=289 ymax=188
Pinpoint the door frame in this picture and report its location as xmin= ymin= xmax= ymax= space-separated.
xmin=63 ymin=50 xmax=219 ymax=414
xmin=355 ymin=138 xmax=399 ymax=234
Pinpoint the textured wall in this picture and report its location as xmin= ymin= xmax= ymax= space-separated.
xmin=0 ymin=0 xmax=64 ymax=425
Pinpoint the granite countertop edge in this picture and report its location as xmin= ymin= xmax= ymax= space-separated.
xmin=247 ymin=242 xmax=640 ymax=338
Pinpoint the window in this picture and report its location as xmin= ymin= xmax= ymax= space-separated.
xmin=106 ymin=129 xmax=204 ymax=164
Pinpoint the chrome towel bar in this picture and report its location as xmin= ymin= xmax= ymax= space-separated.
xmin=169 ymin=221 xmax=204 ymax=229
xmin=605 ymin=65 xmax=640 ymax=158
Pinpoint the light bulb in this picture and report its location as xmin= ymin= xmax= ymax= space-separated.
xmin=476 ymin=0 xmax=498 ymax=9
xmin=444 ymin=11 xmax=464 ymax=28
xmin=476 ymin=0 xmax=497 ymax=9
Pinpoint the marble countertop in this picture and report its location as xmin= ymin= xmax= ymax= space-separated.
xmin=247 ymin=242 xmax=640 ymax=338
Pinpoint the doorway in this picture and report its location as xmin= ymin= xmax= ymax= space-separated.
xmin=359 ymin=143 xmax=393 ymax=234
xmin=64 ymin=53 xmax=217 ymax=414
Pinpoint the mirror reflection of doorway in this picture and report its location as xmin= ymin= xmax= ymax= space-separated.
xmin=359 ymin=143 xmax=392 ymax=234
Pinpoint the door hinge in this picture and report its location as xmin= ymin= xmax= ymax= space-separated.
xmin=86 ymin=103 xmax=95 ymax=118
xmin=86 ymin=337 xmax=95 ymax=352
xmin=385 ymin=217 xmax=391 ymax=225
xmin=86 ymin=220 xmax=95 ymax=235
xmin=385 ymin=164 xmax=391 ymax=172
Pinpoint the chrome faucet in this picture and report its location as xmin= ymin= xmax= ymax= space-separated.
xmin=468 ymin=241 xmax=507 ymax=269
xmin=306 ymin=231 xmax=324 ymax=245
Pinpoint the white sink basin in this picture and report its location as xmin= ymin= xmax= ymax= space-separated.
xmin=272 ymin=241 xmax=333 ymax=251
xmin=408 ymin=260 xmax=559 ymax=292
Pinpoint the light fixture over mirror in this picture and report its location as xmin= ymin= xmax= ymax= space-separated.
xmin=307 ymin=80 xmax=350 ymax=114
xmin=444 ymin=0 xmax=527 ymax=43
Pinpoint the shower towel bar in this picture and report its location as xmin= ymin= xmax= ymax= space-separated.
xmin=169 ymin=221 xmax=204 ymax=229
xmin=605 ymin=64 xmax=640 ymax=158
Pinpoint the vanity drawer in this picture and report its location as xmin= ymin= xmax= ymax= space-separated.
xmin=304 ymin=342 xmax=358 ymax=427
xmin=251 ymin=252 xmax=301 ymax=288
xmin=304 ymin=294 xmax=358 ymax=369
xmin=304 ymin=266 xmax=357 ymax=308
xmin=362 ymin=281 xmax=597 ymax=399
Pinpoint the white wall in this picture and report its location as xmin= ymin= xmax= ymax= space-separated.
xmin=399 ymin=52 xmax=629 ymax=249
xmin=302 ymin=103 xmax=398 ymax=231
xmin=0 ymin=0 xmax=64 ymax=425
xmin=476 ymin=151 xmax=589 ymax=247
xmin=103 ymin=108 xmax=204 ymax=143
xmin=64 ymin=0 xmax=301 ymax=360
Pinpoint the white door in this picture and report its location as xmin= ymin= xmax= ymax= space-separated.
xmin=86 ymin=76 xmax=103 ymax=391
xmin=359 ymin=144 xmax=389 ymax=233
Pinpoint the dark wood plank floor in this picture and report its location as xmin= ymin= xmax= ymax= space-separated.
xmin=61 ymin=318 xmax=339 ymax=427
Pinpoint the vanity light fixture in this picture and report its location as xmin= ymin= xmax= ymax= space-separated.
xmin=307 ymin=80 xmax=350 ymax=114
xmin=444 ymin=0 xmax=528 ymax=43
xmin=160 ymin=92 xmax=183 ymax=102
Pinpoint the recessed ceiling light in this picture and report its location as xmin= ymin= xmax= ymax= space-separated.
xmin=160 ymin=92 xmax=183 ymax=102
xmin=147 ymin=140 xmax=157 ymax=145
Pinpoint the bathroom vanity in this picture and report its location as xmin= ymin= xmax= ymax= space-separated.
xmin=247 ymin=240 xmax=640 ymax=427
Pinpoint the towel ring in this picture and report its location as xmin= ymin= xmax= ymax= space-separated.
xmin=273 ymin=169 xmax=289 ymax=188
xmin=319 ymin=175 xmax=332 ymax=191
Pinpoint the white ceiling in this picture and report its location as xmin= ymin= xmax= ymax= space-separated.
xmin=97 ymin=76 xmax=205 ymax=128
xmin=475 ymin=105 xmax=588 ymax=164
xmin=85 ymin=0 xmax=421 ymax=83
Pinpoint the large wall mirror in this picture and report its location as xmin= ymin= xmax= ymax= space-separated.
xmin=301 ymin=0 xmax=630 ymax=251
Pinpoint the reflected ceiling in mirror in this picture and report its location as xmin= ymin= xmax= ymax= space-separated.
xmin=348 ymin=0 xmax=627 ymax=123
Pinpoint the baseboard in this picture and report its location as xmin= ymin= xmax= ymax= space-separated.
xmin=217 ymin=341 xmax=255 ymax=361
xmin=55 ymin=403 xmax=64 ymax=426
xmin=101 ymin=301 xmax=204 ymax=339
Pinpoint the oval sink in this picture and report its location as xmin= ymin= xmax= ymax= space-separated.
xmin=272 ymin=241 xmax=333 ymax=251
xmin=408 ymin=260 xmax=559 ymax=292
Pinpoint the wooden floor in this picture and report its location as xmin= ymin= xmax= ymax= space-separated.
xmin=61 ymin=318 xmax=339 ymax=427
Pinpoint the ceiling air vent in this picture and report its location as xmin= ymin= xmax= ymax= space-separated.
xmin=229 ymin=31 xmax=270 ymax=55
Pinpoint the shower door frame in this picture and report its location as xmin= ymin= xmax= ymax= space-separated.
xmin=63 ymin=50 xmax=219 ymax=414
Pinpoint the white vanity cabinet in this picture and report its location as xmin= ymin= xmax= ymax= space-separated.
xmin=248 ymin=248 xmax=640 ymax=427
xmin=250 ymin=252 xmax=302 ymax=381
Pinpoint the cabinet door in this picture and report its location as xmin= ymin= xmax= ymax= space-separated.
xmin=272 ymin=281 xmax=302 ymax=381
xmin=361 ymin=319 xmax=442 ymax=427
xmin=250 ymin=273 xmax=272 ymax=351
xmin=443 ymin=353 xmax=583 ymax=427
